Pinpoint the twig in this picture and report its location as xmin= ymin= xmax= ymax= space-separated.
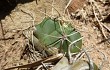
xmin=95 ymin=3 xmax=110 ymax=30
xmin=93 ymin=2 xmax=104 ymax=20
xmin=5 ymin=53 xmax=63 ymax=70
xmin=21 ymin=9 xmax=33 ymax=19
xmin=8 ymin=14 xmax=15 ymax=24
xmin=64 ymin=0 xmax=73 ymax=13
xmin=91 ymin=1 xmax=107 ymax=39
xmin=101 ymin=23 xmax=110 ymax=32
xmin=41 ymin=62 xmax=48 ymax=70
xmin=0 ymin=21 xmax=6 ymax=44
xmin=36 ymin=65 xmax=42 ymax=70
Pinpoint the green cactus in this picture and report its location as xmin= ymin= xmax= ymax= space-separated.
xmin=33 ymin=17 xmax=82 ymax=53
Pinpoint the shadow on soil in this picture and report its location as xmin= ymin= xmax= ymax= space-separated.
xmin=0 ymin=0 xmax=34 ymax=20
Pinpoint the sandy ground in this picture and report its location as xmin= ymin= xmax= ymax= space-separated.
xmin=0 ymin=0 xmax=110 ymax=70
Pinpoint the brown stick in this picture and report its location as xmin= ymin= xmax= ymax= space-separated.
xmin=0 ymin=21 xmax=6 ymax=44
xmin=5 ymin=53 xmax=63 ymax=70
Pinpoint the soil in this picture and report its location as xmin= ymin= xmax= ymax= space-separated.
xmin=0 ymin=0 xmax=110 ymax=70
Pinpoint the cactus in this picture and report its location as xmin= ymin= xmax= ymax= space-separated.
xmin=33 ymin=17 xmax=82 ymax=53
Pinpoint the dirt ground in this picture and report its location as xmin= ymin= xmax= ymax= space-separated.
xmin=0 ymin=0 xmax=110 ymax=70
